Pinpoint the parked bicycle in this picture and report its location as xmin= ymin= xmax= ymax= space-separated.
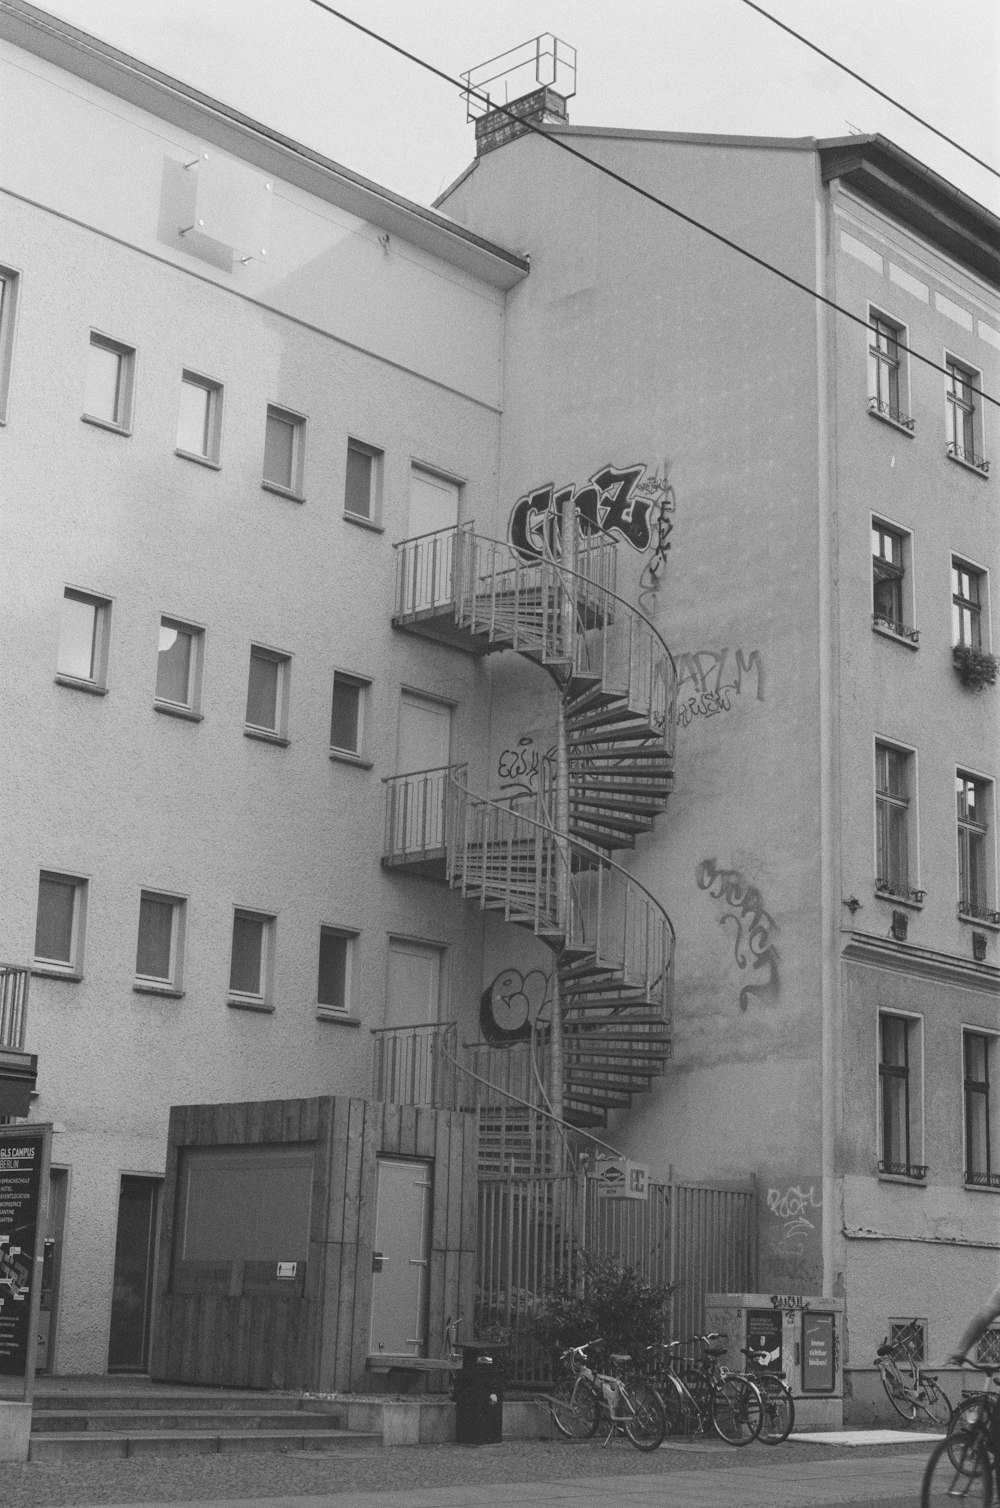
xmin=921 ymin=1362 xmax=1000 ymax=1505
xmin=740 ymin=1345 xmax=795 ymax=1444
xmin=643 ymin=1332 xmax=765 ymax=1446
xmin=543 ymin=1340 xmax=666 ymax=1451
xmin=874 ymin=1321 xmax=951 ymax=1426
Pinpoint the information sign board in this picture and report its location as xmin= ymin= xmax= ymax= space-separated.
xmin=592 ymin=1158 xmax=648 ymax=1200
xmin=0 ymin=1127 xmax=45 ymax=1379
xmin=801 ymin=1311 xmax=836 ymax=1393
xmin=746 ymin=1308 xmax=783 ymax=1373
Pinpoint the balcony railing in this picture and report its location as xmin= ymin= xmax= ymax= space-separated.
xmin=947 ymin=441 xmax=990 ymax=475
xmin=965 ymin=1170 xmax=1000 ymax=1190
xmin=878 ymin=1159 xmax=928 ymax=1181
xmin=868 ymin=397 xmax=915 ymax=431
xmin=959 ymin=900 xmax=1000 ymax=926
xmin=0 ymin=966 xmax=29 ymax=1051
xmin=875 ymin=878 xmax=926 ymax=904
xmin=872 ymin=612 xmax=919 ymax=644
xmin=370 ymin=1022 xmax=549 ymax=1113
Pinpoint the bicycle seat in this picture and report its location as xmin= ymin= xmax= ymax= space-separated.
xmin=875 ymin=1344 xmax=893 ymax=1358
xmin=706 ymin=1346 xmax=726 ymax=1359
xmin=610 ymin=1353 xmax=631 ymax=1364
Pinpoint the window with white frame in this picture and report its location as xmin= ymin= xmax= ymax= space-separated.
xmin=964 ymin=1029 xmax=1000 ymax=1188
xmin=155 ymin=617 xmax=204 ymax=715
xmin=957 ymin=773 xmax=995 ymax=921
xmin=946 ymin=357 xmax=989 ymax=473
xmin=134 ymin=890 xmax=185 ymax=992
xmin=875 ymin=742 xmax=918 ymax=900
xmin=33 ymin=871 xmax=87 ymax=975
xmin=0 ymin=265 xmax=20 ymax=423
xmin=330 ymin=672 xmax=370 ymax=758
xmin=56 ymin=588 xmax=111 ymax=689
xmin=176 ymin=370 xmax=222 ymax=463
xmin=878 ymin=1011 xmax=925 ymax=1178
xmin=868 ymin=312 xmax=913 ymax=430
xmin=245 ymin=645 xmax=290 ymax=741
xmin=228 ymin=908 xmax=274 ymax=1008
xmin=344 ymin=439 xmax=381 ymax=523
xmin=317 ymin=926 xmax=356 ymax=1015
xmin=952 ymin=560 xmax=987 ymax=651
xmin=83 ymin=333 xmax=134 ymax=431
xmin=872 ymin=521 xmax=916 ymax=641
xmin=262 ymin=405 xmax=305 ymax=497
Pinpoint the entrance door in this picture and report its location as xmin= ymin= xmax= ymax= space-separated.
xmin=368 ymin=1158 xmax=433 ymax=1358
xmin=407 ymin=467 xmax=460 ymax=612
xmin=395 ymin=692 xmax=452 ymax=852
xmin=108 ymin=1175 xmax=160 ymax=1372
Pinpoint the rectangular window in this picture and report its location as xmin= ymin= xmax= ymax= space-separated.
xmin=0 ymin=266 xmax=20 ymax=424
xmin=57 ymin=588 xmax=111 ymax=689
xmin=964 ymin=1030 xmax=1000 ymax=1188
xmin=228 ymin=909 xmax=274 ymax=1007
xmin=952 ymin=561 xmax=985 ymax=651
xmin=878 ymin=1012 xmax=924 ymax=1178
xmin=176 ymin=371 xmax=222 ymax=463
xmin=946 ymin=357 xmax=988 ymax=472
xmin=330 ymin=672 xmax=369 ymax=757
xmin=135 ymin=891 xmax=185 ymax=992
xmin=957 ymin=773 xmax=992 ymax=919
xmin=34 ymin=871 xmax=87 ymax=974
xmin=978 ymin=1328 xmax=1000 ymax=1366
xmin=262 ymin=405 xmax=305 ymax=497
xmin=344 ymin=439 xmax=381 ymax=523
xmin=887 ymin=1319 xmax=925 ymax=1362
xmin=83 ymin=333 xmax=134 ymax=431
xmin=155 ymin=617 xmax=204 ymax=714
xmin=871 ymin=522 xmax=915 ymax=640
xmin=317 ymin=926 xmax=356 ymax=1015
xmin=245 ymin=645 xmax=290 ymax=741
xmin=868 ymin=312 xmax=912 ymax=429
xmin=875 ymin=742 xmax=915 ymax=898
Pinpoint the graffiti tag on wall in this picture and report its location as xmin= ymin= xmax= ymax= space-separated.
xmin=676 ymin=648 xmax=765 ymax=729
xmin=480 ymin=968 xmax=551 ymax=1045
xmin=497 ymin=737 xmax=555 ymax=801
xmin=767 ymin=1184 xmax=822 ymax=1251
xmin=695 ymin=858 xmax=779 ymax=1011
xmin=762 ymin=1182 xmax=823 ymax=1293
xmin=508 ymin=462 xmax=674 ymax=584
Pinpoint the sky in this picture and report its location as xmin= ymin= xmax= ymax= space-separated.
xmin=37 ymin=0 xmax=1000 ymax=217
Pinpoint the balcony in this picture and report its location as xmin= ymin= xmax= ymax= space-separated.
xmin=0 ymin=965 xmax=37 ymax=1118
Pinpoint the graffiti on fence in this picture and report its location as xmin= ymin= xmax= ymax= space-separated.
xmin=480 ymin=968 xmax=551 ymax=1045
xmin=676 ymin=648 xmax=765 ymax=729
xmin=695 ymin=858 xmax=779 ymax=1010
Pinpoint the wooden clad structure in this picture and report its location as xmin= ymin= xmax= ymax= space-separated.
xmin=149 ymin=1096 xmax=477 ymax=1392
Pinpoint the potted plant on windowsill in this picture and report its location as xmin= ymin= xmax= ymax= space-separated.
xmin=953 ymin=644 xmax=999 ymax=690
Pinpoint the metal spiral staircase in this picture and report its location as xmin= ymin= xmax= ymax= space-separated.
xmin=382 ymin=521 xmax=677 ymax=1142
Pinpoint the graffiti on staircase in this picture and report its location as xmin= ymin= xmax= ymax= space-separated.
xmin=695 ymin=857 xmax=780 ymax=1011
xmin=480 ymin=967 xmax=551 ymax=1045
xmin=676 ymin=648 xmax=765 ymax=729
xmin=508 ymin=460 xmax=674 ymax=574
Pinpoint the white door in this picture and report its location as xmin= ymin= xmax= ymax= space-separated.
xmin=369 ymin=1158 xmax=433 ymax=1358
xmin=385 ymin=939 xmax=441 ymax=1030
xmin=395 ymin=692 xmax=452 ymax=852
xmin=407 ymin=468 xmax=460 ymax=612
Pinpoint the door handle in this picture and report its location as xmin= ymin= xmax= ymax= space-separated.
xmin=372 ymin=1251 xmax=386 ymax=1273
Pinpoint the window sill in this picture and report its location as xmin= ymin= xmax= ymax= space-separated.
xmin=133 ymin=983 xmax=184 ymax=999
xmin=963 ymin=1178 xmax=1000 ymax=1194
xmin=30 ymin=965 xmax=81 ymax=982
xmin=226 ymin=996 xmax=274 ymax=1014
xmin=343 ymin=511 xmax=384 ymax=533
xmin=958 ymin=910 xmax=1000 ymax=930
xmin=154 ymin=701 xmax=203 ymax=723
xmin=81 ymin=413 xmax=132 ymax=437
xmin=55 ymin=674 xmax=107 ymax=696
xmin=174 ymin=448 xmax=221 ymax=471
xmin=244 ymin=727 xmax=290 ymax=747
xmin=329 ymin=749 xmax=373 ymax=769
xmin=316 ymin=1010 xmax=362 ymax=1026
xmin=261 ymin=480 xmax=305 ymax=503
xmin=872 ymin=621 xmax=919 ymax=649
xmin=867 ymin=403 xmax=915 ymax=436
xmin=877 ymin=1170 xmax=928 ymax=1186
xmin=947 ymin=449 xmax=990 ymax=479
xmin=874 ymin=886 xmax=925 ymax=909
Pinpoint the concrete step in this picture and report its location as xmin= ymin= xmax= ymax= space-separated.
xmin=32 ymin=1407 xmax=343 ymax=1433
xmin=29 ymin=1426 xmax=378 ymax=1462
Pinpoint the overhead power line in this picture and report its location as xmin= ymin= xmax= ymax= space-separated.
xmin=739 ymin=0 xmax=1000 ymax=182
xmin=307 ymin=0 xmax=999 ymax=412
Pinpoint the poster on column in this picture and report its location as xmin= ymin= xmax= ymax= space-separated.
xmin=0 ymin=1128 xmax=44 ymax=1377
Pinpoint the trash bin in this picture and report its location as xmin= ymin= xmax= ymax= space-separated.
xmin=454 ymin=1343 xmax=505 ymax=1444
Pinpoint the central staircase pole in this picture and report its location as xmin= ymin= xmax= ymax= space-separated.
xmin=549 ymin=696 xmax=570 ymax=1124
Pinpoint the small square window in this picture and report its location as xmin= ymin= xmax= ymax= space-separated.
xmin=245 ymin=645 xmax=290 ymax=741
xmin=33 ymin=871 xmax=87 ymax=975
xmin=878 ymin=1012 xmax=925 ymax=1179
xmin=262 ymin=405 xmax=305 ymax=498
xmin=978 ymin=1328 xmax=1000 ymax=1366
xmin=0 ymin=266 xmax=20 ymax=424
xmin=56 ymin=588 xmax=111 ymax=690
xmin=317 ymin=926 xmax=356 ymax=1015
xmin=135 ymin=890 xmax=185 ymax=992
xmin=887 ymin=1318 xmax=926 ymax=1361
xmin=83 ymin=333 xmax=134 ymax=431
xmin=871 ymin=520 xmax=916 ymax=642
xmin=344 ymin=439 xmax=382 ymax=524
xmin=946 ymin=357 xmax=989 ymax=474
xmin=228 ymin=908 xmax=274 ymax=1008
xmin=176 ymin=370 xmax=222 ymax=464
xmin=155 ymin=617 xmax=204 ymax=715
xmin=867 ymin=311 xmax=913 ymax=430
xmin=330 ymin=672 xmax=370 ymax=758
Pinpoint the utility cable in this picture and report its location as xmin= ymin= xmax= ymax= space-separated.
xmin=739 ymin=0 xmax=999 ymax=182
xmin=307 ymin=1 xmax=1000 ymax=411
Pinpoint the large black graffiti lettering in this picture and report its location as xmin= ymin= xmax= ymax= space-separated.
xmin=676 ymin=648 xmax=765 ymax=729
xmin=695 ymin=857 xmax=780 ymax=1010
xmin=508 ymin=462 xmax=673 ymax=570
xmin=480 ymin=968 xmax=551 ymax=1045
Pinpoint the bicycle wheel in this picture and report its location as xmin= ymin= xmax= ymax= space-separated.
xmin=621 ymin=1379 xmax=666 ymax=1452
xmin=548 ymin=1377 xmax=599 ymax=1440
xmin=711 ymin=1376 xmax=764 ymax=1446
xmin=948 ymin=1398 xmax=995 ymax=1471
xmin=657 ymin=1372 xmax=691 ymax=1436
xmin=757 ymin=1376 xmax=795 ymax=1444
xmin=921 ymin=1434 xmax=992 ymax=1506
xmin=882 ymin=1360 xmax=918 ymax=1421
xmin=917 ymin=1377 xmax=952 ymax=1429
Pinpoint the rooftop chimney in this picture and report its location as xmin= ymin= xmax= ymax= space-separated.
xmin=462 ymin=36 xmax=575 ymax=157
xmin=474 ymin=89 xmax=569 ymax=156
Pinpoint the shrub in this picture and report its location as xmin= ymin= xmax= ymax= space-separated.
xmin=953 ymin=644 xmax=999 ymax=691
xmin=525 ymin=1251 xmax=673 ymax=1364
